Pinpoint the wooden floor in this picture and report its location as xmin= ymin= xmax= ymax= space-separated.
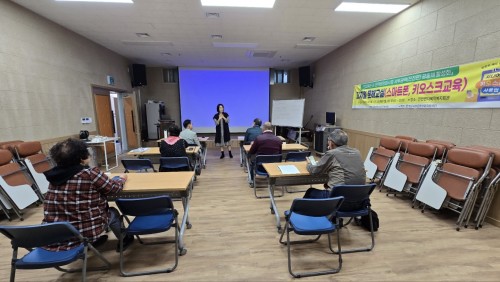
xmin=1 ymin=148 xmax=500 ymax=281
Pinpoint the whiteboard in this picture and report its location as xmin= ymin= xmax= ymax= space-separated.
xmin=271 ymin=99 xmax=305 ymax=128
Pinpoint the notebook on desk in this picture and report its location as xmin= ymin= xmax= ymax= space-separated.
xmin=278 ymin=165 xmax=300 ymax=175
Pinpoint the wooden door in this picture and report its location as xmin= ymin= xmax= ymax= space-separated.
xmin=94 ymin=94 xmax=115 ymax=154
xmin=123 ymin=96 xmax=139 ymax=148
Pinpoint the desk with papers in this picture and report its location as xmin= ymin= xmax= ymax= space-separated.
xmin=242 ymin=143 xmax=309 ymax=183
xmin=262 ymin=161 xmax=328 ymax=233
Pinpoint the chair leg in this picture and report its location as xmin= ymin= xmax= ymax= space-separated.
xmin=119 ymin=223 xmax=179 ymax=276
xmin=284 ymin=224 xmax=341 ymax=278
xmin=81 ymin=245 xmax=87 ymax=282
xmin=10 ymin=247 xmax=18 ymax=282
xmin=333 ymin=214 xmax=375 ymax=254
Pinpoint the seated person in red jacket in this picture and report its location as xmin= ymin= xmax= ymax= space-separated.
xmin=160 ymin=124 xmax=190 ymax=171
xmin=43 ymin=138 xmax=134 ymax=252
xmin=248 ymin=121 xmax=282 ymax=185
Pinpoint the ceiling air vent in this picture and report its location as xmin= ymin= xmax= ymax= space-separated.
xmin=246 ymin=50 xmax=277 ymax=58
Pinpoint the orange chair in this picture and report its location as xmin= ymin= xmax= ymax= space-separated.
xmin=384 ymin=142 xmax=438 ymax=199
xmin=364 ymin=137 xmax=401 ymax=186
xmin=0 ymin=149 xmax=41 ymax=220
xmin=426 ymin=139 xmax=455 ymax=159
xmin=14 ymin=141 xmax=54 ymax=195
xmin=395 ymin=135 xmax=417 ymax=152
xmin=0 ymin=140 xmax=24 ymax=157
xmin=464 ymin=146 xmax=500 ymax=230
xmin=415 ymin=147 xmax=492 ymax=231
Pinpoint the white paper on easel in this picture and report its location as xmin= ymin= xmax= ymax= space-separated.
xmin=278 ymin=165 xmax=300 ymax=174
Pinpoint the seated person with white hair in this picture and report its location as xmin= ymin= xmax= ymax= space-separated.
xmin=248 ymin=121 xmax=282 ymax=185
xmin=304 ymin=129 xmax=366 ymax=199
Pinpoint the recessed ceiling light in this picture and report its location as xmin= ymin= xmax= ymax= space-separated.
xmin=55 ymin=0 xmax=133 ymax=3
xmin=206 ymin=12 xmax=220 ymax=18
xmin=135 ymin=33 xmax=150 ymax=38
xmin=335 ymin=2 xmax=410 ymax=13
xmin=211 ymin=34 xmax=223 ymax=39
xmin=302 ymin=37 xmax=316 ymax=42
xmin=201 ymin=0 xmax=275 ymax=8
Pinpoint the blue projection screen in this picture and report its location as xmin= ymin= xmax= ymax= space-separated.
xmin=179 ymin=68 xmax=270 ymax=133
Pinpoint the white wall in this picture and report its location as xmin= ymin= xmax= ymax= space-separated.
xmin=305 ymin=0 xmax=500 ymax=146
xmin=0 ymin=1 xmax=131 ymax=141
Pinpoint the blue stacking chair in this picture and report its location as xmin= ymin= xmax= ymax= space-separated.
xmin=115 ymin=196 xmax=179 ymax=277
xmin=329 ymin=183 xmax=377 ymax=253
xmin=159 ymin=156 xmax=191 ymax=172
xmin=0 ymin=222 xmax=110 ymax=282
xmin=252 ymin=154 xmax=283 ymax=198
xmin=279 ymin=197 xmax=344 ymax=278
xmin=159 ymin=156 xmax=197 ymax=181
xmin=121 ymin=158 xmax=157 ymax=173
xmin=284 ymin=151 xmax=311 ymax=162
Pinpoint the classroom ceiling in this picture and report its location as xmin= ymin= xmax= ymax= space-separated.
xmin=11 ymin=0 xmax=419 ymax=69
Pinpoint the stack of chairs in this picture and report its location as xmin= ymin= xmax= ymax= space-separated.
xmin=415 ymin=147 xmax=492 ymax=231
xmin=0 ymin=149 xmax=41 ymax=220
xmin=394 ymin=135 xmax=417 ymax=153
xmin=364 ymin=137 xmax=402 ymax=186
xmin=13 ymin=141 xmax=54 ymax=196
xmin=464 ymin=146 xmax=500 ymax=230
xmin=0 ymin=140 xmax=24 ymax=155
xmin=426 ymin=139 xmax=456 ymax=160
xmin=383 ymin=142 xmax=438 ymax=200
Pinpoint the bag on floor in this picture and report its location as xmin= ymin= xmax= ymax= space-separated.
xmin=360 ymin=209 xmax=379 ymax=232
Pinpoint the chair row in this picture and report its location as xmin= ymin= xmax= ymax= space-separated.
xmin=415 ymin=145 xmax=500 ymax=231
xmin=0 ymin=195 xmax=179 ymax=281
xmin=1 ymin=184 xmax=375 ymax=280
xmin=364 ymin=135 xmax=500 ymax=230
xmin=0 ymin=141 xmax=54 ymax=221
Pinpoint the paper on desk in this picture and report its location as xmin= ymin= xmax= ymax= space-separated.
xmin=278 ymin=165 xmax=300 ymax=175
xmin=129 ymin=147 xmax=148 ymax=153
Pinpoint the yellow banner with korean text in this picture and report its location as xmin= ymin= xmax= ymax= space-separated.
xmin=352 ymin=58 xmax=500 ymax=109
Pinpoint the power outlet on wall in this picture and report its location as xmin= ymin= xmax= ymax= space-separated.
xmin=81 ymin=117 xmax=92 ymax=124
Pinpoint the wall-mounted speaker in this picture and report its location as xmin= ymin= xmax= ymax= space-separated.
xmin=130 ymin=64 xmax=147 ymax=87
xmin=298 ymin=66 xmax=312 ymax=88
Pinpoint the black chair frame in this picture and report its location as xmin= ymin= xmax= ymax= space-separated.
xmin=278 ymin=197 xmax=344 ymax=278
xmin=0 ymin=222 xmax=110 ymax=282
xmin=121 ymin=158 xmax=157 ymax=173
xmin=116 ymin=196 xmax=180 ymax=277
xmin=329 ymin=183 xmax=377 ymax=253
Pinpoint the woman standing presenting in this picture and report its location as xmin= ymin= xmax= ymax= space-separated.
xmin=213 ymin=103 xmax=232 ymax=159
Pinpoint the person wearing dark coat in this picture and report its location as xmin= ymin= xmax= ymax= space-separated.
xmin=213 ymin=103 xmax=232 ymax=159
